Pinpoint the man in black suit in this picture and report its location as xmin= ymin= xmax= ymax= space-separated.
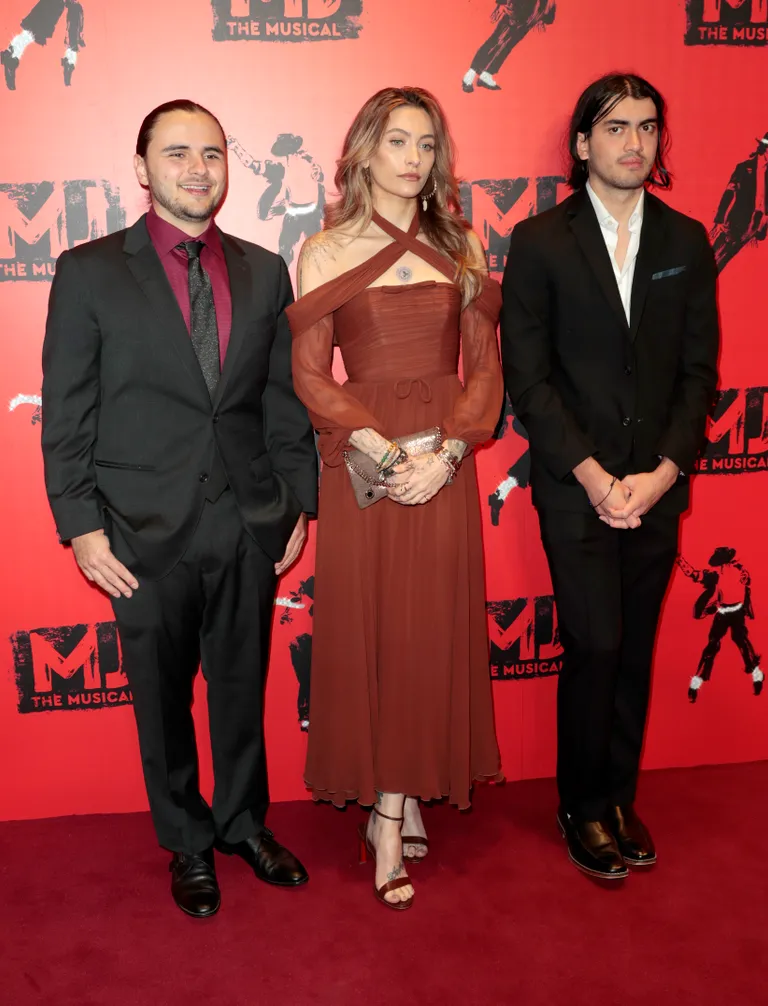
xmin=41 ymin=100 xmax=318 ymax=917
xmin=500 ymin=74 xmax=719 ymax=879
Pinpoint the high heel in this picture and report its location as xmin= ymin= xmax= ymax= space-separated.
xmin=357 ymin=811 xmax=414 ymax=911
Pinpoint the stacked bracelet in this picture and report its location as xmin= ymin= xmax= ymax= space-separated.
xmin=435 ymin=446 xmax=462 ymax=485
xmin=376 ymin=443 xmax=408 ymax=477
xmin=375 ymin=442 xmax=399 ymax=472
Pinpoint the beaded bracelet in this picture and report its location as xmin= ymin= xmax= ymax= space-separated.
xmin=375 ymin=442 xmax=398 ymax=472
xmin=382 ymin=446 xmax=408 ymax=475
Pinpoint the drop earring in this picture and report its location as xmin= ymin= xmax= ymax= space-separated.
xmin=422 ymin=174 xmax=437 ymax=212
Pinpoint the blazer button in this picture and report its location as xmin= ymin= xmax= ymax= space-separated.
xmin=622 ymin=417 xmax=632 ymax=427
xmin=199 ymin=472 xmax=209 ymax=483
xmin=212 ymin=414 xmax=219 ymax=424
xmin=624 ymin=366 xmax=632 ymax=375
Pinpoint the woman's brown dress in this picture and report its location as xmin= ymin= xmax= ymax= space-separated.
xmin=286 ymin=212 xmax=504 ymax=809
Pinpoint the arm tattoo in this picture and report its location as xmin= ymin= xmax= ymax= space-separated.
xmin=297 ymin=233 xmax=338 ymax=297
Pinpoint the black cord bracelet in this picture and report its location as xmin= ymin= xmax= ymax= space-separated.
xmin=592 ymin=476 xmax=617 ymax=510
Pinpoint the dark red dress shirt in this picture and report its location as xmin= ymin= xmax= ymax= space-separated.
xmin=145 ymin=207 xmax=233 ymax=365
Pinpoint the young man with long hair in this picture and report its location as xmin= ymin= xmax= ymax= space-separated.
xmin=501 ymin=73 xmax=719 ymax=880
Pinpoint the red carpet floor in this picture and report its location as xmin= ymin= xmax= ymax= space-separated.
xmin=1 ymin=762 xmax=765 ymax=1006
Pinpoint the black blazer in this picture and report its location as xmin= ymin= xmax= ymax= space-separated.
xmin=499 ymin=188 xmax=719 ymax=515
xmin=41 ymin=214 xmax=318 ymax=578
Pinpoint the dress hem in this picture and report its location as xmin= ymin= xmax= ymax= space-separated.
xmin=304 ymin=770 xmax=505 ymax=812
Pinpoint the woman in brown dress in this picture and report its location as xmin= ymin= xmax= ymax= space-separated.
xmin=286 ymin=87 xmax=503 ymax=910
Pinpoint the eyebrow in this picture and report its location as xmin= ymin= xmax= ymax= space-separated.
xmin=385 ymin=127 xmax=436 ymax=140
xmin=160 ymin=144 xmax=225 ymax=153
xmin=602 ymin=117 xmax=658 ymax=127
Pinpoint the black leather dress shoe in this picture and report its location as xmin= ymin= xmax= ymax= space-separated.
xmin=216 ymin=828 xmax=309 ymax=887
xmin=608 ymin=805 xmax=657 ymax=867
xmin=557 ymin=809 xmax=628 ymax=880
xmin=170 ymin=849 xmax=221 ymax=918
xmin=477 ymin=76 xmax=502 ymax=91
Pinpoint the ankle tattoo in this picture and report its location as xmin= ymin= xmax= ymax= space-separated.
xmin=387 ymin=858 xmax=404 ymax=883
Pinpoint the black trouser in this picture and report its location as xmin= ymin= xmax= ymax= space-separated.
xmin=470 ymin=0 xmax=551 ymax=75
xmin=697 ymin=608 xmax=757 ymax=680
xmin=538 ymin=507 xmax=679 ymax=822
xmin=111 ymin=490 xmax=277 ymax=853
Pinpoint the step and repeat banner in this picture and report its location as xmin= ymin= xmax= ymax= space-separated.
xmin=1 ymin=0 xmax=766 ymax=821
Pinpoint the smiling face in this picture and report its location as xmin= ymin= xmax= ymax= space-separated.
xmin=365 ymin=104 xmax=437 ymax=202
xmin=577 ymin=95 xmax=659 ymax=193
xmin=134 ymin=109 xmax=227 ymax=231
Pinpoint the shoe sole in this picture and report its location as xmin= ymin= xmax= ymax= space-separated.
xmin=557 ymin=818 xmax=629 ymax=880
xmin=623 ymin=855 xmax=657 ymax=868
xmin=175 ymin=899 xmax=221 ymax=918
xmin=254 ymin=874 xmax=309 ymax=887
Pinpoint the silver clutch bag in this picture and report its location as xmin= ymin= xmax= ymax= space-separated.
xmin=343 ymin=426 xmax=443 ymax=509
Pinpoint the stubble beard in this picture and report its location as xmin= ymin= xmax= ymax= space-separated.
xmin=148 ymin=169 xmax=223 ymax=224
xmin=589 ymin=159 xmax=653 ymax=193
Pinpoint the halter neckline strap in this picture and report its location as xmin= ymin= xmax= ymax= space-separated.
xmin=371 ymin=209 xmax=421 ymax=242
xmin=286 ymin=207 xmax=472 ymax=338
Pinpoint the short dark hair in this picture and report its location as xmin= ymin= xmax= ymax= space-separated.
xmin=567 ymin=73 xmax=671 ymax=191
xmin=135 ymin=99 xmax=224 ymax=158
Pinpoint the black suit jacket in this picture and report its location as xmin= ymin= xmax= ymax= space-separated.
xmin=499 ymin=188 xmax=719 ymax=515
xmin=42 ymin=214 xmax=318 ymax=578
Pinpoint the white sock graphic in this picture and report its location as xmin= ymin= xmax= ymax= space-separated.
xmin=753 ymin=667 xmax=764 ymax=683
xmin=64 ymin=48 xmax=77 ymax=66
xmin=10 ymin=30 xmax=34 ymax=59
xmin=690 ymin=675 xmax=704 ymax=690
xmin=479 ymin=71 xmax=497 ymax=85
xmin=462 ymin=69 xmax=476 ymax=85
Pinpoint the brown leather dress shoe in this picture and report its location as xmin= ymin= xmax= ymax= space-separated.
xmin=557 ymin=808 xmax=628 ymax=880
xmin=216 ymin=828 xmax=309 ymax=887
xmin=608 ymin=805 xmax=657 ymax=867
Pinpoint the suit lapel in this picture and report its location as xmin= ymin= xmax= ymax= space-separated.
xmin=568 ymin=190 xmax=628 ymax=333
xmin=629 ymin=192 xmax=667 ymax=341
xmin=215 ymin=231 xmax=254 ymax=408
xmin=123 ymin=216 xmax=210 ymax=401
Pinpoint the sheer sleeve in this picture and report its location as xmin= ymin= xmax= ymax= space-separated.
xmin=443 ymin=276 xmax=504 ymax=450
xmin=290 ymin=312 xmax=385 ymax=466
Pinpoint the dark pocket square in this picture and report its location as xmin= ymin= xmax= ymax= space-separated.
xmin=652 ymin=266 xmax=686 ymax=280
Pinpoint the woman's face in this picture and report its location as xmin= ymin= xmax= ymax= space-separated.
xmin=366 ymin=104 xmax=437 ymax=203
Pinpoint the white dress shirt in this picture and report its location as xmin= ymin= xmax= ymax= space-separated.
xmin=586 ymin=181 xmax=644 ymax=323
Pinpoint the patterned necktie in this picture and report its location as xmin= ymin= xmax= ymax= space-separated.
xmin=182 ymin=240 xmax=220 ymax=400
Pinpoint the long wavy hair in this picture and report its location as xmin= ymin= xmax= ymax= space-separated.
xmin=325 ymin=87 xmax=483 ymax=305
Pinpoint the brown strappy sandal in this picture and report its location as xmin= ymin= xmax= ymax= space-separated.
xmin=401 ymin=833 xmax=429 ymax=864
xmin=357 ymin=810 xmax=414 ymax=911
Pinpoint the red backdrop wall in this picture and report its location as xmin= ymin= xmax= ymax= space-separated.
xmin=1 ymin=0 xmax=766 ymax=822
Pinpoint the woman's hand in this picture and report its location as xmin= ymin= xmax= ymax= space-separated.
xmin=387 ymin=453 xmax=449 ymax=505
xmin=348 ymin=428 xmax=406 ymax=468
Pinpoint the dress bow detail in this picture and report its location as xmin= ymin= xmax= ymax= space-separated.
xmin=394 ymin=377 xmax=433 ymax=403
